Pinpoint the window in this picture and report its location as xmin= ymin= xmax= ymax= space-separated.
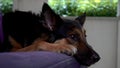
xmin=0 ymin=0 xmax=13 ymax=14
xmin=48 ymin=0 xmax=118 ymax=17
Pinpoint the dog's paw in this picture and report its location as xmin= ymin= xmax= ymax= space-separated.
xmin=57 ymin=45 xmax=77 ymax=56
xmin=52 ymin=45 xmax=77 ymax=56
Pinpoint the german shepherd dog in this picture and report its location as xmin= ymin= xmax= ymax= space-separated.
xmin=0 ymin=3 xmax=100 ymax=66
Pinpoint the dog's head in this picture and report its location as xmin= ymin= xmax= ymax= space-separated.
xmin=41 ymin=3 xmax=100 ymax=66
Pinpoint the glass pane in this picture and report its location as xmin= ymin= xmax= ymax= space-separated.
xmin=0 ymin=0 xmax=13 ymax=14
xmin=48 ymin=0 xmax=118 ymax=17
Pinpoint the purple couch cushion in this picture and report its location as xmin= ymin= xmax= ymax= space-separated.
xmin=0 ymin=51 xmax=82 ymax=68
xmin=0 ymin=13 xmax=4 ymax=43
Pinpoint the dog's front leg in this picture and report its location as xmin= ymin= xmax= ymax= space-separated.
xmin=38 ymin=44 xmax=77 ymax=56
xmin=35 ymin=39 xmax=77 ymax=56
xmin=16 ymin=41 xmax=77 ymax=56
xmin=15 ymin=44 xmax=38 ymax=52
xmin=14 ymin=38 xmax=77 ymax=56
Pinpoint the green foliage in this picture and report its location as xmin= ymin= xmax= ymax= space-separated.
xmin=48 ymin=0 xmax=117 ymax=17
xmin=0 ymin=0 xmax=13 ymax=14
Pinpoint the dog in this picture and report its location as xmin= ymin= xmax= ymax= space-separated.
xmin=0 ymin=3 xmax=100 ymax=66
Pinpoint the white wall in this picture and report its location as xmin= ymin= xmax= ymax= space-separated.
xmin=85 ymin=17 xmax=118 ymax=68
xmin=13 ymin=0 xmax=120 ymax=68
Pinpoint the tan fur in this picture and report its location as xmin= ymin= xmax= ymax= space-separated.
xmin=9 ymin=36 xmax=77 ymax=55
xmin=9 ymin=36 xmax=22 ymax=51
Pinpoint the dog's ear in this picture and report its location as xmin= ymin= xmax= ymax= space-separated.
xmin=75 ymin=13 xmax=86 ymax=26
xmin=41 ymin=3 xmax=63 ymax=31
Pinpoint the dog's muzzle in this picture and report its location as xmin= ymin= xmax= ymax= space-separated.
xmin=74 ymin=44 xmax=100 ymax=66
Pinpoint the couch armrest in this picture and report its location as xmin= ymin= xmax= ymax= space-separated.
xmin=0 ymin=51 xmax=84 ymax=68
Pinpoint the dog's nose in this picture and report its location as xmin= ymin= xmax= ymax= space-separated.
xmin=92 ymin=53 xmax=100 ymax=62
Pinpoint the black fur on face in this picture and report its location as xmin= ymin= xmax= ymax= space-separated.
xmin=41 ymin=3 xmax=100 ymax=66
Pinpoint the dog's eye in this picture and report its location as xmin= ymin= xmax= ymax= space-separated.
xmin=69 ymin=34 xmax=79 ymax=41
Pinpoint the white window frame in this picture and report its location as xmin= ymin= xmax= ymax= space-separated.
xmin=117 ymin=0 xmax=120 ymax=17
